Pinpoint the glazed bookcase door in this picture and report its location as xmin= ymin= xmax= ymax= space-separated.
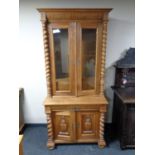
xmin=76 ymin=22 xmax=103 ymax=96
xmin=48 ymin=22 xmax=76 ymax=96
xmin=76 ymin=111 xmax=99 ymax=141
xmin=53 ymin=111 xmax=75 ymax=142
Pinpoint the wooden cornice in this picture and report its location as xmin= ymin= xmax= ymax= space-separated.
xmin=37 ymin=8 xmax=112 ymax=12
xmin=37 ymin=8 xmax=112 ymax=22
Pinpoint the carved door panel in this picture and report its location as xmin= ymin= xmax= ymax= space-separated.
xmin=76 ymin=112 xmax=99 ymax=141
xmin=53 ymin=111 xmax=75 ymax=141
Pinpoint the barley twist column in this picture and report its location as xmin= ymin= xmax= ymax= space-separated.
xmin=98 ymin=108 xmax=106 ymax=148
xmin=100 ymin=21 xmax=108 ymax=95
xmin=46 ymin=110 xmax=55 ymax=149
xmin=41 ymin=13 xmax=52 ymax=96
xmin=41 ymin=13 xmax=54 ymax=149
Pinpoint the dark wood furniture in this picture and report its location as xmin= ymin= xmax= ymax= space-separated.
xmin=112 ymin=48 xmax=135 ymax=149
xmin=113 ymin=87 xmax=135 ymax=149
xmin=38 ymin=8 xmax=112 ymax=149
xmin=19 ymin=88 xmax=24 ymax=133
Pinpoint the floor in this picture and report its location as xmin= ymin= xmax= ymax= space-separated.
xmin=23 ymin=125 xmax=135 ymax=155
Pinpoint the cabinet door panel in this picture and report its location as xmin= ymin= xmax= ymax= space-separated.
xmin=81 ymin=29 xmax=96 ymax=90
xmin=122 ymin=106 xmax=135 ymax=147
xmin=53 ymin=29 xmax=70 ymax=91
xmin=53 ymin=111 xmax=75 ymax=141
xmin=76 ymin=112 xmax=99 ymax=140
xmin=49 ymin=23 xmax=76 ymax=95
xmin=77 ymin=23 xmax=102 ymax=96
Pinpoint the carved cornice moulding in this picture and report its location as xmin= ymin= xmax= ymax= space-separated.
xmin=38 ymin=8 xmax=112 ymax=22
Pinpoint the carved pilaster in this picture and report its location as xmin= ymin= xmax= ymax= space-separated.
xmin=41 ymin=13 xmax=52 ymax=96
xmin=100 ymin=19 xmax=108 ymax=95
xmin=46 ymin=108 xmax=55 ymax=149
xmin=98 ymin=109 xmax=106 ymax=148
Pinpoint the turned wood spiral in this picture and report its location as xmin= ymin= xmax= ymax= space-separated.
xmin=41 ymin=20 xmax=52 ymax=96
xmin=99 ymin=112 xmax=105 ymax=140
xmin=46 ymin=113 xmax=53 ymax=141
xmin=100 ymin=21 xmax=108 ymax=95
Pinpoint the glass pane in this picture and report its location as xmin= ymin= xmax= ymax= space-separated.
xmin=82 ymin=29 xmax=96 ymax=90
xmin=53 ymin=28 xmax=69 ymax=91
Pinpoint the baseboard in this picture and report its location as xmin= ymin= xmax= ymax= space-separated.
xmin=19 ymin=124 xmax=26 ymax=134
xmin=19 ymin=124 xmax=25 ymax=133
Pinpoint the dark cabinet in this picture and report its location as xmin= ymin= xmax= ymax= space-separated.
xmin=112 ymin=48 xmax=135 ymax=149
xmin=113 ymin=89 xmax=135 ymax=149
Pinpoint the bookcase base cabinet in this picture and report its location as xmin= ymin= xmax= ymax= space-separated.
xmin=45 ymin=98 xmax=107 ymax=149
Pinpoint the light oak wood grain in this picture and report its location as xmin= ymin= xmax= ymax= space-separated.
xmin=38 ymin=8 xmax=112 ymax=149
xmin=19 ymin=135 xmax=23 ymax=155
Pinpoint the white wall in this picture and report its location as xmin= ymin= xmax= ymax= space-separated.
xmin=19 ymin=0 xmax=135 ymax=123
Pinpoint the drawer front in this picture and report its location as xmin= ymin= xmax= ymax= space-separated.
xmin=76 ymin=111 xmax=99 ymax=141
xmin=49 ymin=104 xmax=107 ymax=112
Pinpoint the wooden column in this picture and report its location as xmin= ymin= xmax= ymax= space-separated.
xmin=41 ymin=13 xmax=54 ymax=149
xmin=98 ymin=107 xmax=106 ymax=148
xmin=100 ymin=15 xmax=108 ymax=95
xmin=41 ymin=13 xmax=52 ymax=97
xmin=46 ymin=107 xmax=55 ymax=149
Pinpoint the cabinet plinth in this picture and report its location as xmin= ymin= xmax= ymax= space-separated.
xmin=38 ymin=8 xmax=112 ymax=149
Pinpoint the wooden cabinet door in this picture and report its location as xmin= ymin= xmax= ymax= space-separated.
xmin=48 ymin=22 xmax=76 ymax=96
xmin=121 ymin=105 xmax=135 ymax=148
xmin=53 ymin=111 xmax=75 ymax=142
xmin=76 ymin=111 xmax=99 ymax=141
xmin=76 ymin=22 xmax=103 ymax=96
